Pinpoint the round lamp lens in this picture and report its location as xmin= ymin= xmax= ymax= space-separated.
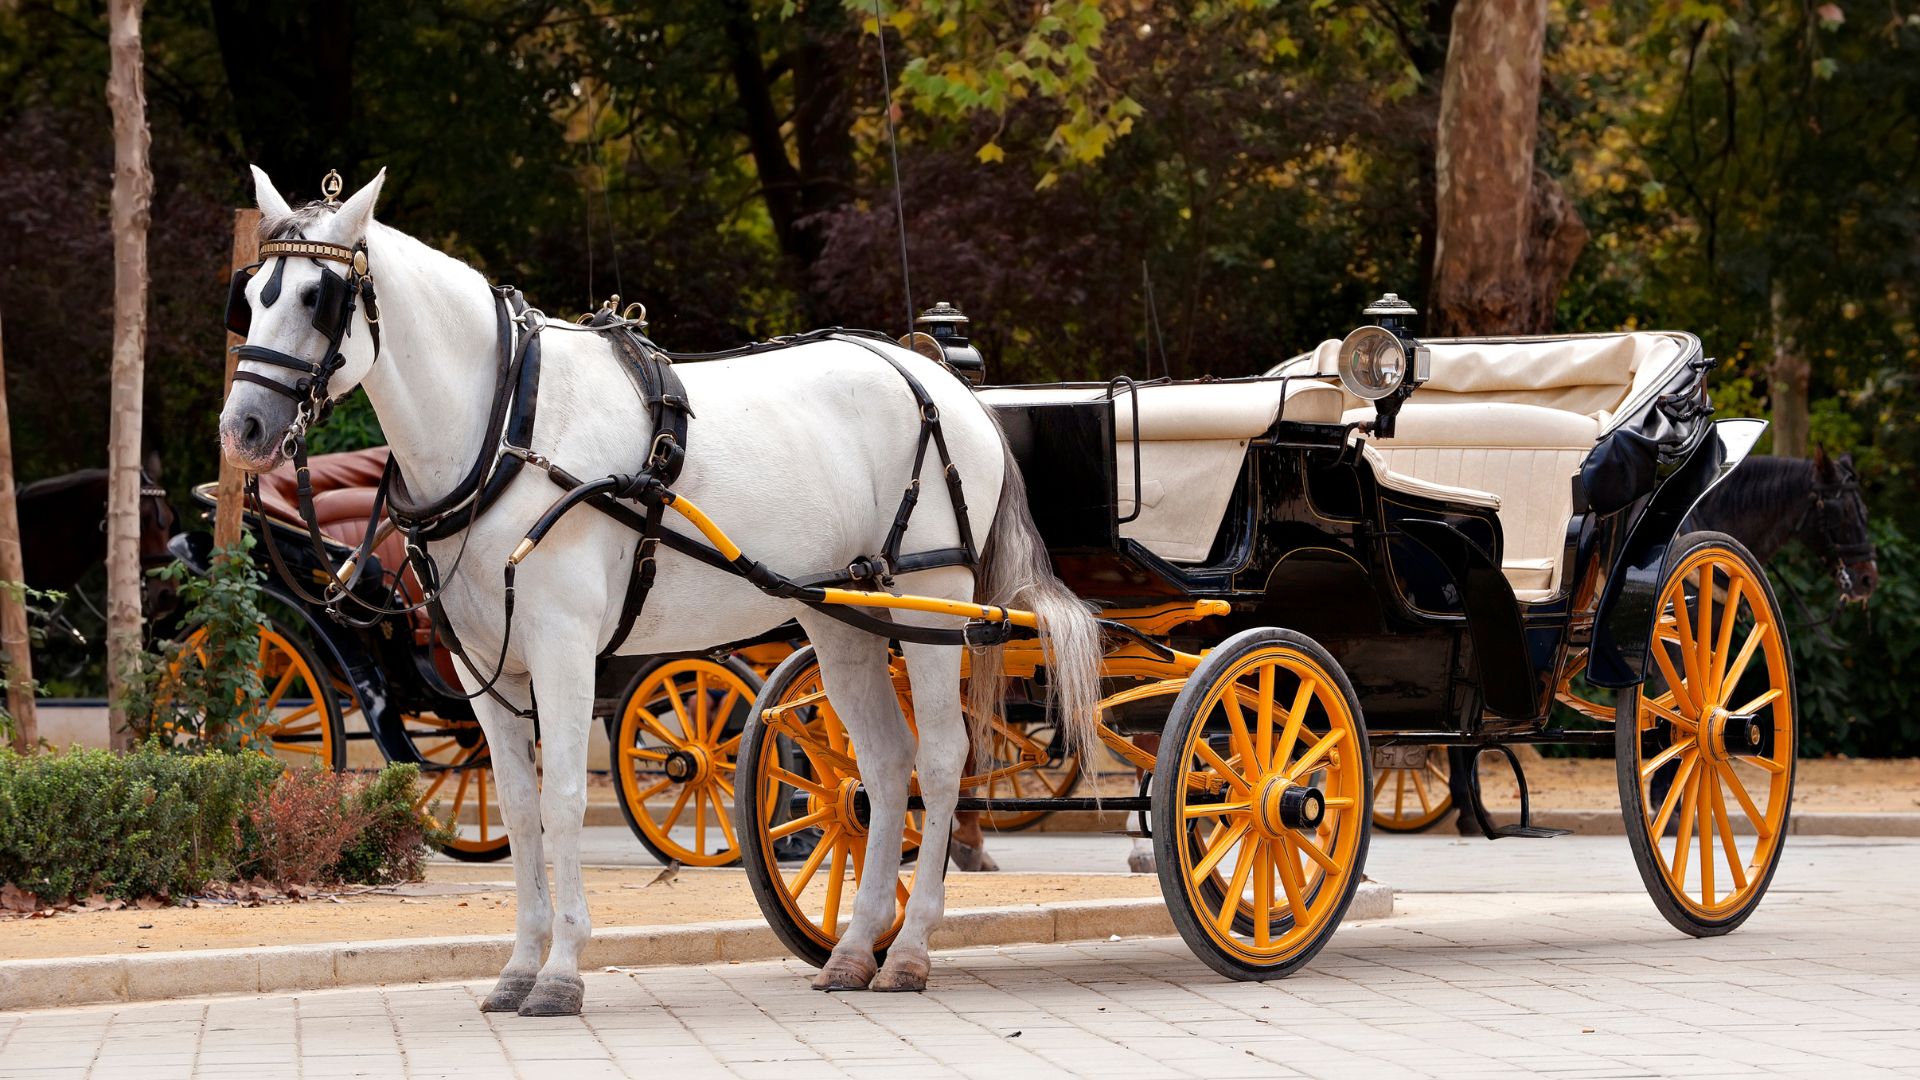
xmin=1337 ymin=325 xmax=1408 ymax=400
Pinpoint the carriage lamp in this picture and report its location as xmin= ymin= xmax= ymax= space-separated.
xmin=909 ymin=301 xmax=987 ymax=384
xmin=1338 ymin=293 xmax=1430 ymax=438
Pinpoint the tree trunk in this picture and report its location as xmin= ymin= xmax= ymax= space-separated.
xmin=213 ymin=210 xmax=262 ymax=553
xmin=106 ymin=0 xmax=154 ymax=751
xmin=0 ymin=309 xmax=37 ymax=754
xmin=1428 ymin=0 xmax=1587 ymax=335
xmin=1769 ymin=279 xmax=1810 ymax=458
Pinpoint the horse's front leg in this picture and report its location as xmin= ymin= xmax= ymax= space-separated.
xmin=873 ymin=640 xmax=965 ymax=992
xmin=514 ymin=615 xmax=602 ymax=1016
xmin=465 ymin=676 xmax=550 ymax=1013
xmin=799 ymin=618 xmax=915 ymax=991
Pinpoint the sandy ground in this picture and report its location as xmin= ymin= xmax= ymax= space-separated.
xmin=1451 ymin=754 xmax=1920 ymax=812
xmin=0 ymin=867 xmax=1160 ymax=962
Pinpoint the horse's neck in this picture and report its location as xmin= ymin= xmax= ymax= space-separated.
xmin=1698 ymin=457 xmax=1808 ymax=561
xmin=357 ymin=225 xmax=501 ymax=504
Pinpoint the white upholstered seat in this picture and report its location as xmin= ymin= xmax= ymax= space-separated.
xmin=1270 ymin=331 xmax=1693 ymax=601
xmin=980 ymin=379 xmax=1343 ymax=563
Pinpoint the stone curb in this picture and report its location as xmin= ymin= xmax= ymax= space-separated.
xmin=0 ymin=884 xmax=1393 ymax=1012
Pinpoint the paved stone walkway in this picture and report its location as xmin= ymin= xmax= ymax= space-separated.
xmin=3 ymin=837 xmax=1916 ymax=1079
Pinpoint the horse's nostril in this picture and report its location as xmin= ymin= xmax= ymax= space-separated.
xmin=242 ymin=415 xmax=263 ymax=445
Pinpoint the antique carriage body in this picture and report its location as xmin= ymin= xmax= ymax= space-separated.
xmin=735 ymin=312 xmax=1794 ymax=980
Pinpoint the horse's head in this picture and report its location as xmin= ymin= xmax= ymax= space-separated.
xmin=1810 ymin=447 xmax=1877 ymax=603
xmin=219 ymin=166 xmax=387 ymax=472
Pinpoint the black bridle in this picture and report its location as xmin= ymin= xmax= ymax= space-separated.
xmin=1800 ymin=463 xmax=1876 ymax=599
xmin=225 ymin=236 xmax=382 ymax=456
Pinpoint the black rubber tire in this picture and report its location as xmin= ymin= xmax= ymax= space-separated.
xmin=1615 ymin=531 xmax=1797 ymax=937
xmin=1153 ymin=627 xmax=1371 ymax=981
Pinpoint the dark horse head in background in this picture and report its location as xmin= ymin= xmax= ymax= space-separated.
xmin=1686 ymin=447 xmax=1878 ymax=604
xmin=15 ymin=465 xmax=182 ymax=621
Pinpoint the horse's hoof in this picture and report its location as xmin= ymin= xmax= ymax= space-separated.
xmin=871 ymin=955 xmax=929 ymax=993
xmin=950 ymin=841 xmax=999 ymax=873
xmin=1127 ymin=849 xmax=1156 ymax=874
xmin=810 ymin=952 xmax=877 ymax=992
xmin=516 ymin=975 xmax=585 ymax=1016
xmin=479 ymin=973 xmax=536 ymax=1013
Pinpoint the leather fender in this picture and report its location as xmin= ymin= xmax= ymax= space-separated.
xmin=1395 ymin=518 xmax=1536 ymax=718
xmin=1587 ymin=418 xmax=1767 ymax=688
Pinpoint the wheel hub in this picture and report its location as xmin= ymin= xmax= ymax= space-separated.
xmin=830 ymin=778 xmax=871 ymax=838
xmin=1253 ymin=774 xmax=1325 ymax=837
xmin=1705 ymin=707 xmax=1764 ymax=762
xmin=664 ymin=745 xmax=711 ymax=784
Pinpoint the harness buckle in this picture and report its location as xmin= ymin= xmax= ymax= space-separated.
xmin=648 ymin=431 xmax=679 ymax=469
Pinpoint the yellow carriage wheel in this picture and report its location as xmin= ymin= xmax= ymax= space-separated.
xmin=736 ymin=647 xmax=921 ymax=969
xmin=1370 ymin=746 xmax=1453 ymax=832
xmin=408 ymin=712 xmax=512 ymax=862
xmin=163 ymin=620 xmax=346 ymax=770
xmin=1153 ymin=628 xmax=1370 ymax=981
xmin=612 ymin=657 xmax=761 ymax=867
xmin=977 ymin=718 xmax=1082 ymax=832
xmin=1617 ymin=532 xmax=1795 ymax=936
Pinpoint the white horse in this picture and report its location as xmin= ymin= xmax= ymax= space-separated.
xmin=218 ymin=168 xmax=1101 ymax=1015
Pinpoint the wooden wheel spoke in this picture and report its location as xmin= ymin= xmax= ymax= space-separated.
xmin=1732 ymin=688 xmax=1783 ymax=718
xmin=1293 ymin=830 xmax=1340 ymax=875
xmin=262 ymin=664 xmax=299 ymax=709
xmin=1192 ymin=740 xmax=1251 ymax=792
xmin=1695 ymin=762 xmax=1713 ymax=905
xmin=623 ymin=747 xmax=668 ymax=762
xmin=633 ymin=777 xmax=673 ymax=804
xmin=694 ymin=786 xmax=707 ymax=856
xmin=768 ymin=766 xmax=831 ymax=798
xmin=770 ymin=806 xmax=833 ymax=840
xmin=1274 ymin=836 xmax=1310 ymax=924
xmin=1671 ymin=591 xmax=1703 ymax=698
xmin=1218 ymin=683 xmax=1257 ymax=777
xmin=1640 ymin=736 xmax=1697 ymax=780
xmin=661 ymin=783 xmax=695 ymax=830
xmin=821 ymin=840 xmax=849 ymax=933
xmin=1285 ymin=727 xmax=1347 ymax=782
xmin=1715 ymin=622 xmax=1774 ymax=709
xmin=1709 ymin=577 xmax=1746 ymax=703
xmin=712 ymin=786 xmax=739 ymax=851
xmin=1713 ymin=758 xmax=1774 ymax=840
xmin=1670 ymin=756 xmax=1701 ymax=885
xmin=1253 ymin=665 xmax=1277 ymax=773
xmin=1190 ymin=819 xmax=1251 ymax=886
xmin=1274 ymin=678 xmax=1314 ymax=779
xmin=1213 ymin=835 xmax=1257 ymax=933
xmin=1650 ymin=749 xmax=1699 ymax=837
xmin=1643 ymin=696 xmax=1698 ymax=733
xmin=635 ymin=709 xmax=687 ymax=750
xmin=787 ymin=827 xmax=837 ymax=894
xmin=1695 ymin=565 xmax=1715 ymax=708
xmin=1708 ymin=768 xmax=1749 ymax=892
xmin=1183 ymin=799 xmax=1249 ymax=819
xmin=1409 ymin=769 xmax=1432 ymax=812
xmin=1651 ymin=637 xmax=1696 ymax=715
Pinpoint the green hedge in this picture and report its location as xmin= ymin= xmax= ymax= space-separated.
xmin=0 ymin=747 xmax=282 ymax=902
xmin=0 ymin=748 xmax=440 ymax=905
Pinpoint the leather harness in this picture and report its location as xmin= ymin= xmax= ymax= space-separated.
xmin=229 ymin=218 xmax=989 ymax=718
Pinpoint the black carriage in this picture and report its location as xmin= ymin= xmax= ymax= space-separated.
xmin=735 ymin=295 xmax=1791 ymax=979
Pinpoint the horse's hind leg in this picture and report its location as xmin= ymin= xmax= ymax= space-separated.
xmin=797 ymin=617 xmax=915 ymax=991
xmin=874 ymin=640 xmax=966 ymax=992
xmin=466 ymin=681 xmax=551 ymax=1013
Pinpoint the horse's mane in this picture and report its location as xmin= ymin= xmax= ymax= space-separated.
xmin=1709 ymin=455 xmax=1811 ymax=507
xmin=259 ymin=199 xmax=336 ymax=241
xmin=16 ymin=468 xmax=108 ymax=500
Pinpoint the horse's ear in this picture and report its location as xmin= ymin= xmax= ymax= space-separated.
xmin=143 ymin=450 xmax=163 ymax=480
xmin=250 ymin=165 xmax=294 ymax=220
xmin=1812 ymin=444 xmax=1831 ymax=470
xmin=329 ymin=168 xmax=386 ymax=242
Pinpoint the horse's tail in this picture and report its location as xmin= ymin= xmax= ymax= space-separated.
xmin=966 ymin=430 xmax=1104 ymax=777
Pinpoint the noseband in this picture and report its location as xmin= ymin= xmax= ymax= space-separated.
xmin=226 ymin=234 xmax=381 ymax=456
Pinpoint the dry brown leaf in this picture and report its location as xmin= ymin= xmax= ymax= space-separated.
xmin=1 ymin=883 xmax=40 ymax=913
xmin=135 ymin=896 xmax=164 ymax=911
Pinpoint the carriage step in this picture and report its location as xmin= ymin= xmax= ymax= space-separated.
xmin=1489 ymin=824 xmax=1571 ymax=839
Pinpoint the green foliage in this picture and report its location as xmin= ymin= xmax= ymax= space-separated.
xmin=0 ymin=579 xmax=65 ymax=746
xmin=307 ymin=390 xmax=386 ymax=455
xmin=1770 ymin=519 xmax=1920 ymax=757
xmin=128 ymin=538 xmax=267 ymax=753
xmin=0 ymin=746 xmax=282 ymax=903
xmin=331 ymin=763 xmax=449 ymax=886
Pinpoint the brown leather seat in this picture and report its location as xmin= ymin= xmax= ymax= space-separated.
xmin=256 ymin=448 xmax=442 ymax=654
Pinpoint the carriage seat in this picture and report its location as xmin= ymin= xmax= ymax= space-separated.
xmin=256 ymin=448 xmax=438 ymax=645
xmin=1271 ymin=331 xmax=1692 ymax=601
xmin=980 ymin=379 xmax=1344 ymax=563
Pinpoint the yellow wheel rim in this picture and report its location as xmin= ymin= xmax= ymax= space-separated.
xmin=616 ymin=659 xmax=757 ymax=867
xmin=1635 ymin=547 xmax=1793 ymax=920
xmin=1175 ymin=645 xmax=1365 ymax=966
xmin=1370 ymin=747 xmax=1452 ymax=831
xmin=751 ymin=660 xmax=918 ymax=955
xmin=408 ymin=713 xmax=509 ymax=858
xmin=163 ymin=625 xmax=338 ymax=766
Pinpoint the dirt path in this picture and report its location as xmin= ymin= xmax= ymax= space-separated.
xmin=0 ymin=867 xmax=1159 ymax=962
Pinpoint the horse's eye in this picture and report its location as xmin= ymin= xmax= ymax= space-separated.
xmin=299 ymin=283 xmax=318 ymax=307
